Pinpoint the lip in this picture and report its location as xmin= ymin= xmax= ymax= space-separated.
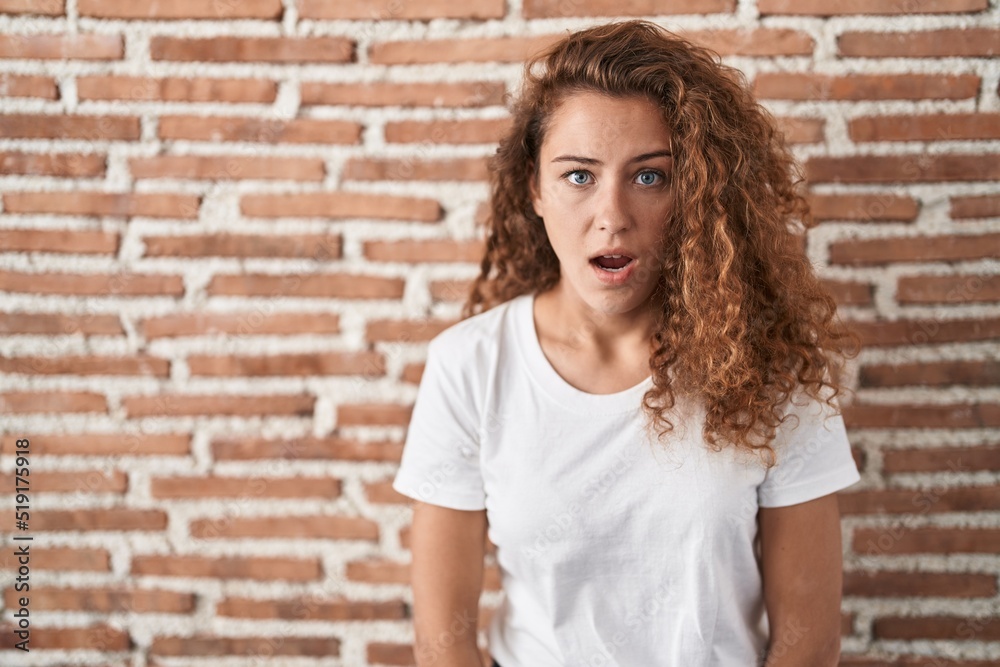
xmin=590 ymin=255 xmax=637 ymax=286
xmin=589 ymin=247 xmax=637 ymax=260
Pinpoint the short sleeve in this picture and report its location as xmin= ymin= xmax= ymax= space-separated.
xmin=757 ymin=387 xmax=861 ymax=508
xmin=392 ymin=336 xmax=486 ymax=511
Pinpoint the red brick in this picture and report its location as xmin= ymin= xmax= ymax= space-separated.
xmin=4 ymin=191 xmax=199 ymax=218
xmin=0 ymin=73 xmax=58 ymax=98
xmin=0 ymin=623 xmax=129 ymax=650
xmin=0 ymin=151 xmax=105 ymax=176
xmin=401 ymin=360 xmax=426 ymax=384
xmin=345 ymin=557 xmax=409 ymax=584
xmin=130 ymin=155 xmax=325 ymax=181
xmin=0 ymin=469 xmax=126 ymax=493
xmin=853 ymin=526 xmax=1000 ymax=555
xmin=839 ymin=28 xmax=1000 ymax=57
xmin=839 ymin=657 xmax=996 ymax=666
xmin=122 ymin=393 xmax=315 ymax=417
xmin=0 ymin=311 xmax=123 ymax=335
xmin=207 ymin=273 xmax=405 ymax=300
xmin=132 ymin=555 xmax=322 ymax=581
xmin=141 ymin=311 xmax=341 ymax=339
xmin=429 ymin=278 xmax=474 ymax=303
xmin=0 ymin=33 xmax=122 ymax=59
xmin=3 ymin=586 xmax=194 ymax=612
xmin=79 ymin=0 xmax=282 ymax=19
xmin=807 ymin=193 xmax=918 ymax=222
xmin=898 ymin=275 xmax=1000 ymax=305
xmin=754 ymin=73 xmax=979 ymax=100
xmin=151 ymin=634 xmax=339 ymax=656
xmin=241 ymin=191 xmax=440 ymax=221
xmin=1 ymin=433 xmax=190 ymax=457
xmin=883 ymin=445 xmax=1000 ymax=474
xmin=0 ymin=391 xmax=105 ymax=413
xmin=840 ymin=486 xmax=1000 ymax=514
xmin=189 ymin=515 xmax=378 ymax=540
xmin=32 ymin=508 xmax=166 ymax=531
xmin=369 ymin=643 xmax=419 ymax=666
xmin=844 ymin=403 xmax=999 ymax=429
xmin=366 ymin=318 xmax=455 ymax=343
xmin=344 ymin=156 xmax=489 ymax=182
xmin=823 ymin=279 xmax=873 ymax=306
xmin=850 ymin=317 xmax=1000 ymax=348
xmin=843 ymin=570 xmax=997 ymax=598
xmin=0 ymin=546 xmax=109 ymax=571
xmin=212 ymin=436 xmax=401 ymax=462
xmin=682 ymin=28 xmax=813 ymax=56
xmin=142 ymin=233 xmax=340 ymax=259
xmin=806 ymin=154 xmax=1000 ymax=184
xmin=77 ymin=75 xmax=277 ymax=102
xmin=338 ymin=403 xmax=411 ymax=427
xmin=217 ymin=595 xmax=405 ymax=621
xmin=849 ymin=113 xmax=1000 ymax=142
xmin=775 ymin=116 xmax=824 ymax=143
xmin=188 ymin=351 xmax=383 ymax=376
xmin=830 ymin=233 xmax=1000 ymax=265
xmin=0 ymin=354 xmax=168 ymax=376
xmin=860 ymin=360 xmax=999 ymax=388
xmin=300 ymin=0 xmax=503 ymax=19
xmin=0 ymin=270 xmax=185 ymax=296
xmin=951 ymin=194 xmax=1000 ymax=219
xmin=364 ymin=239 xmax=486 ymax=263
xmin=873 ymin=615 xmax=1000 ymax=641
xmin=151 ymin=475 xmax=341 ymax=499
xmin=0 ymin=229 xmax=118 ymax=254
xmin=385 ymin=117 xmax=509 ymax=144
xmin=159 ymin=114 xmax=361 ymax=145
xmin=301 ymin=80 xmax=505 ymax=107
xmin=523 ymin=0 xmax=734 ymax=18
xmin=370 ymin=34 xmax=561 ymax=65
xmin=0 ymin=113 xmax=139 ymax=139
xmin=760 ymin=0 xmax=986 ymax=13
xmin=366 ymin=479 xmax=409 ymax=504
xmin=0 ymin=0 xmax=64 ymax=15
xmin=151 ymin=36 xmax=353 ymax=63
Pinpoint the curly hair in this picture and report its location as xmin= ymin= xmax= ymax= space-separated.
xmin=460 ymin=19 xmax=860 ymax=468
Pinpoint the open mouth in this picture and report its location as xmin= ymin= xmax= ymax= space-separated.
xmin=590 ymin=254 xmax=635 ymax=273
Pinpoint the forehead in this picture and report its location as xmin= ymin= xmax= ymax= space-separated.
xmin=541 ymin=91 xmax=672 ymax=156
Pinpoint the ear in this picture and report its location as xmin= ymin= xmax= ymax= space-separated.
xmin=528 ymin=161 xmax=542 ymax=219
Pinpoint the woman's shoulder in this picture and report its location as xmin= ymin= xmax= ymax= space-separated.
xmin=426 ymin=294 xmax=526 ymax=366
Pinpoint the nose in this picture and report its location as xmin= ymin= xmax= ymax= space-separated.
xmin=593 ymin=179 xmax=632 ymax=236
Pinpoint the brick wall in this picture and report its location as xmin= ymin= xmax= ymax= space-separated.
xmin=0 ymin=0 xmax=998 ymax=665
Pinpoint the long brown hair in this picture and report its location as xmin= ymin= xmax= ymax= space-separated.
xmin=461 ymin=20 xmax=860 ymax=467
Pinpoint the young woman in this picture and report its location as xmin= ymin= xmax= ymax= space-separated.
xmin=393 ymin=19 xmax=861 ymax=667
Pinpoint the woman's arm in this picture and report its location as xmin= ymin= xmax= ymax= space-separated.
xmin=758 ymin=494 xmax=845 ymax=667
xmin=410 ymin=501 xmax=488 ymax=667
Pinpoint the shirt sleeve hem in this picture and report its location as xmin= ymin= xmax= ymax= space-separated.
xmin=757 ymin=466 xmax=861 ymax=508
xmin=392 ymin=477 xmax=487 ymax=511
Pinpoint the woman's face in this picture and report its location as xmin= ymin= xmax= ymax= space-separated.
xmin=529 ymin=91 xmax=674 ymax=317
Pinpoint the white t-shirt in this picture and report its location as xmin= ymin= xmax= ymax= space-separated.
xmin=392 ymin=292 xmax=861 ymax=667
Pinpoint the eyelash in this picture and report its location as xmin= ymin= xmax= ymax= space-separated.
xmin=560 ymin=169 xmax=667 ymax=187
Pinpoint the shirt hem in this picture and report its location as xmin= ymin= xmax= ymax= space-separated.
xmin=757 ymin=466 xmax=861 ymax=508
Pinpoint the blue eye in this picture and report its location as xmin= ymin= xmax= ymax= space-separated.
xmin=562 ymin=169 xmax=665 ymax=186
xmin=637 ymin=171 xmax=661 ymax=186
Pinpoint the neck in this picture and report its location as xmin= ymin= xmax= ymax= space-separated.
xmin=544 ymin=281 xmax=657 ymax=359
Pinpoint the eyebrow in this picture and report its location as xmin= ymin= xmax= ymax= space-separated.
xmin=550 ymin=150 xmax=673 ymax=165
